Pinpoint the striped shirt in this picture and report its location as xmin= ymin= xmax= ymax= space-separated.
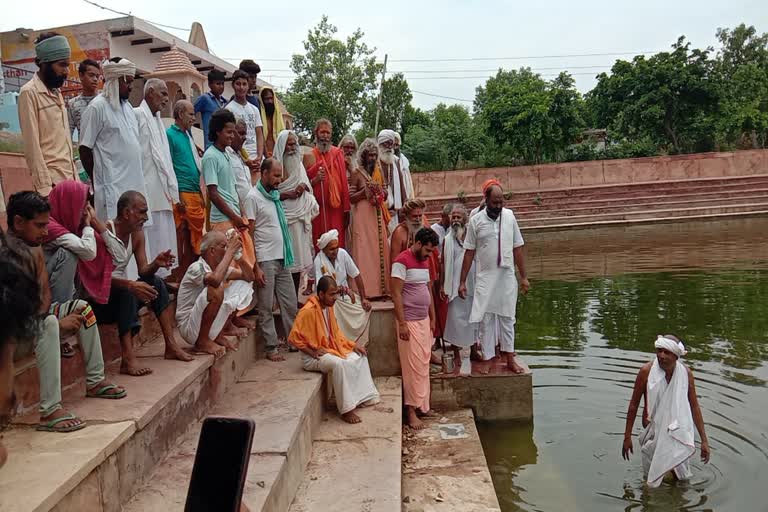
xmin=391 ymin=249 xmax=432 ymax=321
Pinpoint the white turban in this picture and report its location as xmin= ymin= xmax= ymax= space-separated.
xmin=377 ymin=129 xmax=396 ymax=146
xmin=317 ymin=229 xmax=339 ymax=250
xmin=102 ymin=59 xmax=137 ymax=110
xmin=393 ymin=132 xmax=402 ymax=144
xmin=654 ymin=335 xmax=687 ymax=357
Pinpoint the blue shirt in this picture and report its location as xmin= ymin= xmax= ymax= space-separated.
xmin=194 ymin=92 xmax=228 ymax=148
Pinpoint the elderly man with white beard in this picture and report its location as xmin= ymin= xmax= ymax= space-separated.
xmin=378 ymin=129 xmax=414 ymax=234
xmin=439 ymin=204 xmax=477 ymax=375
xmin=135 ymin=78 xmax=179 ymax=279
xmin=393 ymin=132 xmax=414 ymax=197
xmin=275 ymin=130 xmax=319 ymax=296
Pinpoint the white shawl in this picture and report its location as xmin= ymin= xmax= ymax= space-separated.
xmin=136 ymin=100 xmax=179 ymax=204
xmin=274 ymin=130 xmax=319 ymax=225
xmin=640 ymin=358 xmax=696 ymax=487
xmin=499 ymin=208 xmax=518 ymax=269
xmin=442 ymin=230 xmax=463 ymax=300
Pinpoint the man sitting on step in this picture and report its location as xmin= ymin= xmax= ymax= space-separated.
xmin=288 ymin=276 xmax=380 ymax=424
xmin=6 ymin=192 xmax=126 ymax=434
xmin=175 ymin=231 xmax=255 ymax=358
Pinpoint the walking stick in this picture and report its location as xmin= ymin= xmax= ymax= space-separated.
xmin=320 ymin=166 xmax=328 ymax=233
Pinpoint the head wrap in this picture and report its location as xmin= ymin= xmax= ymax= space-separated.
xmin=259 ymin=86 xmax=285 ymax=146
xmin=102 ymin=58 xmax=137 ymax=110
xmin=394 ymin=132 xmax=402 ymax=144
xmin=35 ymin=35 xmax=71 ymax=63
xmin=482 ymin=178 xmax=502 ymax=195
xmin=208 ymin=69 xmax=226 ymax=82
xmin=654 ymin=335 xmax=687 ymax=357
xmin=377 ymin=129 xmax=396 ymax=146
xmin=318 ymin=229 xmax=339 ymax=250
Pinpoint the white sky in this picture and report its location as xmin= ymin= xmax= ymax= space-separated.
xmin=2 ymin=0 xmax=767 ymax=110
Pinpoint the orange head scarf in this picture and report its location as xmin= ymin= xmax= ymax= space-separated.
xmin=482 ymin=178 xmax=502 ymax=195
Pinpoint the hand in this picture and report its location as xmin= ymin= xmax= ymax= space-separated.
xmin=439 ymin=290 xmax=448 ymax=302
xmin=58 ymin=313 xmax=84 ymax=336
xmin=226 ymin=234 xmax=243 ymax=255
xmin=398 ymin=321 xmax=410 ymax=341
xmin=622 ymin=437 xmax=633 ymax=461
xmin=361 ymin=298 xmax=372 ymax=312
xmin=176 ymin=201 xmax=187 ymax=214
xmin=83 ymin=205 xmax=93 ymax=226
xmin=317 ymin=166 xmax=326 ymax=182
xmin=700 ymin=440 xmax=710 ymax=464
xmin=520 ymin=278 xmax=531 ymax=295
xmin=254 ymin=265 xmax=267 ymax=288
xmin=458 ymin=283 xmax=468 ymax=300
xmin=301 ymin=184 xmax=311 ymax=194
xmin=430 ymin=316 xmax=436 ymax=333
xmin=354 ymin=343 xmax=367 ymax=356
xmin=131 ymin=281 xmax=159 ymax=303
xmin=154 ymin=250 xmax=175 ymax=269
xmin=313 ymin=348 xmax=327 ymax=360
xmin=282 ymin=190 xmax=299 ymax=201
xmin=295 ymin=186 xmax=305 ymax=197
xmin=234 ymin=216 xmax=249 ymax=231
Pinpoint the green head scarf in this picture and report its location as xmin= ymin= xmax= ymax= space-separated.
xmin=35 ymin=35 xmax=71 ymax=63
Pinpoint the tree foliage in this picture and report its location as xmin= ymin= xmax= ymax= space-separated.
xmin=284 ymin=16 xmax=382 ymax=142
xmin=358 ymin=73 xmax=413 ymax=138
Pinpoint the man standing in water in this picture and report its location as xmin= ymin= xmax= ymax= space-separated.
xmin=622 ymin=335 xmax=710 ymax=487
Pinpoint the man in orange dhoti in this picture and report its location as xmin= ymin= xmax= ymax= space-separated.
xmin=289 ymin=276 xmax=380 ymax=424
xmin=391 ymin=228 xmax=439 ymax=429
xmin=349 ymin=138 xmax=390 ymax=298
xmin=303 ymin=119 xmax=351 ymax=249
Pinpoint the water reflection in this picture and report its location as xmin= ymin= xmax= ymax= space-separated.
xmin=479 ymin=219 xmax=768 ymax=512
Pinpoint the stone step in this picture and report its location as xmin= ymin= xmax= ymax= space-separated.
xmin=123 ymin=352 xmax=324 ymax=512
xmin=289 ymin=377 xmax=403 ymax=512
xmin=0 ymin=332 xmax=259 ymax=512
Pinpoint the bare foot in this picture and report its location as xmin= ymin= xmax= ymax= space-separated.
xmin=266 ymin=351 xmax=286 ymax=362
xmin=302 ymin=280 xmax=314 ymax=296
xmin=165 ymin=343 xmax=194 ymax=362
xmin=120 ymin=359 xmax=153 ymax=376
xmin=407 ymin=408 xmax=427 ymax=430
xmin=416 ymin=409 xmax=438 ymax=418
xmin=222 ymin=325 xmax=248 ymax=338
xmin=476 ymin=359 xmax=493 ymax=375
xmin=470 ymin=345 xmax=482 ymax=362
xmin=193 ymin=338 xmax=226 ymax=359
xmin=214 ymin=335 xmax=239 ymax=351
xmin=341 ymin=410 xmax=362 ymax=424
xmin=506 ymin=354 xmax=525 ymax=374
xmin=232 ymin=316 xmax=256 ymax=330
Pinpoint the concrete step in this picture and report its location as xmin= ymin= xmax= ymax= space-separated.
xmin=123 ymin=352 xmax=324 ymax=512
xmin=289 ymin=377 xmax=403 ymax=512
xmin=1 ymin=332 xmax=259 ymax=512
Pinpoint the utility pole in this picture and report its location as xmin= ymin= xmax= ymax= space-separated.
xmin=373 ymin=54 xmax=388 ymax=134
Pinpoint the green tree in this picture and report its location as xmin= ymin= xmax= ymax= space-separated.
xmin=359 ymin=73 xmax=413 ymax=137
xmin=284 ymin=16 xmax=382 ymax=142
xmin=586 ymin=37 xmax=718 ymax=154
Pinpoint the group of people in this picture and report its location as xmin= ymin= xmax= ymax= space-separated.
xmin=0 ymin=30 xmax=711 ymax=487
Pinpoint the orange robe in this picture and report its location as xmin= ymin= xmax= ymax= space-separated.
xmin=288 ymin=295 xmax=356 ymax=358
xmin=306 ymin=146 xmax=350 ymax=249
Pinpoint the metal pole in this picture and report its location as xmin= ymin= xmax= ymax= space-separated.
xmin=373 ymin=54 xmax=388 ymax=134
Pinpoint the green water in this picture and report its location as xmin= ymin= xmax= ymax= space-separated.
xmin=477 ymin=218 xmax=768 ymax=512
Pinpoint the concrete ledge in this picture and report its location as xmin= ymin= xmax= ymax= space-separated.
xmin=367 ymin=302 xmax=400 ymax=377
xmin=3 ymin=331 xmax=260 ymax=512
xmin=402 ymin=409 xmax=501 ymax=512
xmin=289 ymin=377 xmax=403 ymax=512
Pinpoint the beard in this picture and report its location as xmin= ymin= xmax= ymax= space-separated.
xmin=407 ymin=220 xmax=422 ymax=236
xmin=42 ymin=65 xmax=66 ymax=89
xmin=451 ymin=222 xmax=466 ymax=240
xmin=282 ymin=153 xmax=303 ymax=182
xmin=317 ymin=140 xmax=331 ymax=153
xmin=379 ymin=148 xmax=395 ymax=165
xmin=264 ymin=103 xmax=276 ymax=116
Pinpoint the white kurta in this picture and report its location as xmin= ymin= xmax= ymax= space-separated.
xmin=315 ymin=249 xmax=370 ymax=344
xmin=640 ymin=359 xmax=696 ymax=487
xmin=464 ymin=208 xmax=524 ymax=324
xmin=442 ymin=234 xmax=477 ymax=347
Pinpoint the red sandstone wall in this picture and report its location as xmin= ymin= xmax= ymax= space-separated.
xmin=411 ymin=150 xmax=768 ymax=198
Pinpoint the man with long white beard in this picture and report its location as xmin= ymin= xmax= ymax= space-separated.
xmin=378 ymin=129 xmax=413 ymax=234
xmin=275 ymin=130 xmax=319 ymax=296
xmin=439 ymin=204 xmax=476 ymax=375
xmin=135 ymin=78 xmax=179 ymax=279
xmin=393 ymin=132 xmax=414 ymax=197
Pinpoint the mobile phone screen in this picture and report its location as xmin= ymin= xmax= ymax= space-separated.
xmin=185 ymin=417 xmax=255 ymax=512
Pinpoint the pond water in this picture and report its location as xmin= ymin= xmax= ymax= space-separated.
xmin=477 ymin=218 xmax=768 ymax=512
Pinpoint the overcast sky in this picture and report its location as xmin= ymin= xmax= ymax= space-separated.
xmin=2 ymin=0 xmax=766 ymax=110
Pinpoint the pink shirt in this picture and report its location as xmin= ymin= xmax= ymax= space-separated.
xmin=391 ymin=249 xmax=431 ymax=321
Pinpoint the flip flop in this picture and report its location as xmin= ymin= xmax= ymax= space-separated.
xmin=37 ymin=413 xmax=86 ymax=433
xmin=86 ymin=383 xmax=127 ymax=399
xmin=60 ymin=342 xmax=76 ymax=358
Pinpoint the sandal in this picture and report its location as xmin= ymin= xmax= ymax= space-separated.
xmin=86 ymin=383 xmax=127 ymax=400
xmin=60 ymin=342 xmax=76 ymax=358
xmin=37 ymin=413 xmax=86 ymax=433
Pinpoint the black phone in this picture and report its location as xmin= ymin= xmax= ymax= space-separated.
xmin=185 ymin=416 xmax=255 ymax=512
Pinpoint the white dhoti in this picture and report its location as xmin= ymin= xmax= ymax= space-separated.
xmin=287 ymin=220 xmax=314 ymax=274
xmin=303 ymin=351 xmax=380 ymax=414
xmin=333 ymin=293 xmax=371 ymax=346
xmin=478 ymin=314 xmax=515 ymax=360
xmin=177 ymin=280 xmax=254 ymax=344
xmin=640 ymin=358 xmax=695 ymax=487
xmin=143 ymin=210 xmax=178 ymax=279
xmin=442 ymin=232 xmax=478 ymax=349
xmin=444 ymin=297 xmax=477 ymax=348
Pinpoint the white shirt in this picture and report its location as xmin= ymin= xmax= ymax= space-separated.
xmin=102 ymin=221 xmax=134 ymax=279
xmin=314 ymin=248 xmax=360 ymax=289
xmin=51 ymin=227 xmax=97 ymax=261
xmin=135 ymin=100 xmax=178 ymax=212
xmin=79 ymin=95 xmax=148 ymax=221
xmin=227 ymin=147 xmax=252 ymax=207
xmin=464 ymin=208 xmax=524 ymax=321
xmin=430 ymin=223 xmax=447 ymax=254
xmin=175 ymin=258 xmax=232 ymax=321
xmin=225 ymin=101 xmax=263 ymax=158
xmin=243 ymin=187 xmax=284 ymax=262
